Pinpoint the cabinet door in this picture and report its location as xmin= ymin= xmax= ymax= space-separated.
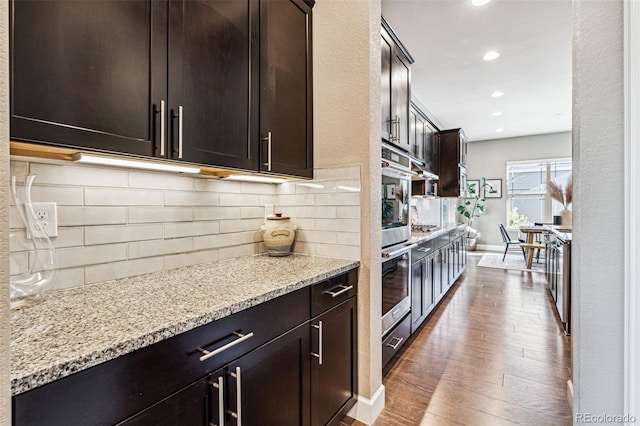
xmin=423 ymin=256 xmax=434 ymax=315
xmin=168 ymin=0 xmax=259 ymax=169
xmin=11 ymin=0 xmax=166 ymax=156
xmin=381 ymin=34 xmax=393 ymax=142
xmin=415 ymin=115 xmax=425 ymax=160
xmin=227 ymin=323 xmax=310 ymax=425
xmin=409 ymin=109 xmax=417 ymax=156
xmin=260 ymin=0 xmax=313 ymax=178
xmin=391 ymin=52 xmax=411 ymax=151
xmin=411 ymin=260 xmax=426 ymax=332
xmin=311 ymin=298 xmax=357 ymax=426
xmin=119 ymin=376 xmax=212 ymax=425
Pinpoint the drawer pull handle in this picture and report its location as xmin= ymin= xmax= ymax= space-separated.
xmin=323 ymin=284 xmax=353 ymax=298
xmin=386 ymin=336 xmax=404 ymax=350
xmin=197 ymin=331 xmax=255 ymax=362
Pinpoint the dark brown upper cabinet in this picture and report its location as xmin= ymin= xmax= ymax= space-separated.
xmin=381 ymin=17 xmax=413 ymax=152
xmin=10 ymin=0 xmax=165 ymax=157
xmin=10 ymin=0 xmax=314 ymax=178
xmin=436 ymin=128 xmax=468 ymax=197
xmin=409 ymin=102 xmax=439 ymax=176
xmin=260 ymin=0 xmax=314 ymax=178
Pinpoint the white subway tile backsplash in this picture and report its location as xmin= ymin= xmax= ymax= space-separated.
xmin=30 ymin=162 xmax=128 ymax=187
xmin=336 ymin=232 xmax=360 ymax=246
xmin=128 ymin=237 xmax=192 ymax=259
xmin=194 ymin=206 xmax=239 ymax=221
xmin=294 ymin=206 xmax=336 ymax=219
xmin=164 ymin=191 xmax=219 ymax=207
xmin=220 ymin=218 xmax=263 ymax=234
xmin=164 ymin=249 xmax=219 ymax=270
xmin=58 ymin=207 xmax=128 ymax=226
xmin=241 ymin=182 xmax=277 ymax=195
xmin=336 ymin=206 xmax=360 ymax=219
xmin=51 ymin=268 xmax=85 ymax=291
xmin=55 ymin=244 xmax=128 ymax=269
xmin=85 ymin=188 xmax=164 ymax=206
xmin=296 ymin=230 xmax=337 ymax=244
xmin=9 ymin=161 xmax=362 ymax=293
xmin=9 ymin=252 xmax=28 ymax=276
xmin=31 ymin=186 xmax=84 ymax=205
xmin=218 ymin=243 xmax=260 ymax=260
xmin=278 ymin=194 xmax=315 ymax=206
xmin=219 ymin=193 xmax=262 ymax=207
xmin=129 ymin=207 xmax=193 ymax=223
xmin=129 ymin=171 xmax=194 ymax=191
xmin=315 ymin=244 xmax=359 ymax=260
xmin=85 ymin=257 xmax=165 ymax=285
xmin=241 ymin=207 xmax=265 ymax=219
xmin=315 ymin=192 xmax=360 ymax=206
xmin=164 ymin=221 xmax=219 ymax=239
xmin=85 ymin=224 xmax=164 ymax=245
xmin=315 ymin=218 xmax=359 ymax=233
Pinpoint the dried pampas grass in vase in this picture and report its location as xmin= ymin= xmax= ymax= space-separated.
xmin=546 ymin=176 xmax=572 ymax=227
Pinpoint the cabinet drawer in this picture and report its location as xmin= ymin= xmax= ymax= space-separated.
xmin=382 ymin=313 xmax=411 ymax=368
xmin=434 ymin=233 xmax=450 ymax=249
xmin=13 ymin=287 xmax=310 ymax=426
xmin=311 ymin=268 xmax=358 ymax=317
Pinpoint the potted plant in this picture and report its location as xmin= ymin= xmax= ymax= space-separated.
xmin=457 ymin=178 xmax=492 ymax=250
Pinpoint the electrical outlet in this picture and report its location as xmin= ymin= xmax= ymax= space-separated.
xmin=29 ymin=202 xmax=58 ymax=238
xmin=264 ymin=204 xmax=275 ymax=220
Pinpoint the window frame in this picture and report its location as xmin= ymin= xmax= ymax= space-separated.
xmin=505 ymin=157 xmax=572 ymax=229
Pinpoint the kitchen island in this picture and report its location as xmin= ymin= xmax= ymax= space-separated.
xmin=11 ymin=254 xmax=359 ymax=425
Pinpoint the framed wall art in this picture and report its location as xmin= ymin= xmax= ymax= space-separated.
xmin=485 ymin=179 xmax=502 ymax=198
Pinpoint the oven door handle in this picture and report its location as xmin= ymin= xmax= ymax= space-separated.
xmin=382 ymin=243 xmax=417 ymax=259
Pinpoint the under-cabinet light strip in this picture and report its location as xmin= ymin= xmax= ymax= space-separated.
xmin=72 ymin=153 xmax=201 ymax=174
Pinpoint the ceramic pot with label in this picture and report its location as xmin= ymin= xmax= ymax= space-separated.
xmin=260 ymin=213 xmax=297 ymax=256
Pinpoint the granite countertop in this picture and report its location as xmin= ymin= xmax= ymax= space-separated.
xmin=409 ymin=223 xmax=464 ymax=245
xmin=11 ymin=254 xmax=359 ymax=396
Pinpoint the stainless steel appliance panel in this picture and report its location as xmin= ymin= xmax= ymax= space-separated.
xmin=381 ymin=243 xmax=414 ymax=336
xmin=382 ymin=144 xmax=415 ymax=248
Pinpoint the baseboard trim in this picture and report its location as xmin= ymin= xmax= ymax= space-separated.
xmin=347 ymin=384 xmax=385 ymax=425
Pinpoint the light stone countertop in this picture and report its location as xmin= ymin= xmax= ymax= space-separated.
xmin=11 ymin=254 xmax=359 ymax=395
xmin=408 ymin=223 xmax=465 ymax=245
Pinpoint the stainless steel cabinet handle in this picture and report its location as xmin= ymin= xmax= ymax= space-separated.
xmin=323 ymin=284 xmax=353 ymax=298
xmin=228 ymin=367 xmax=242 ymax=425
xmin=386 ymin=336 xmax=404 ymax=350
xmin=198 ymin=331 xmax=254 ymax=362
xmin=160 ymin=100 xmax=166 ymax=157
xmin=177 ymin=105 xmax=184 ymax=158
xmin=262 ymin=132 xmax=272 ymax=171
xmin=311 ymin=321 xmax=323 ymax=365
xmin=210 ymin=376 xmax=225 ymax=426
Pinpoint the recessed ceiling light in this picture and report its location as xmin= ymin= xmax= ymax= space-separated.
xmin=472 ymin=0 xmax=491 ymax=6
xmin=483 ymin=51 xmax=500 ymax=61
xmin=492 ymin=111 xmax=502 ymax=117
xmin=496 ymin=128 xmax=505 ymax=133
xmin=491 ymin=91 xmax=504 ymax=98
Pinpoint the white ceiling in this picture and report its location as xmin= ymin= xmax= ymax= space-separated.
xmin=381 ymin=0 xmax=572 ymax=142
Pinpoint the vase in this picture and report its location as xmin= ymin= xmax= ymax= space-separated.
xmin=467 ymin=238 xmax=477 ymax=251
xmin=560 ymin=208 xmax=572 ymax=227
xmin=260 ymin=213 xmax=297 ymax=256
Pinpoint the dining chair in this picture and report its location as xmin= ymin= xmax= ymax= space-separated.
xmin=499 ymin=224 xmax=526 ymax=261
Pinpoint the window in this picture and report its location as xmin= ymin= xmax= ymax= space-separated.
xmin=506 ymin=159 xmax=572 ymax=227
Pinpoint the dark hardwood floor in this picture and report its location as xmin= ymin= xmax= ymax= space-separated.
xmin=345 ymin=251 xmax=572 ymax=425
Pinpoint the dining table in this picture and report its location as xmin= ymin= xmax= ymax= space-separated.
xmin=518 ymin=225 xmax=547 ymax=269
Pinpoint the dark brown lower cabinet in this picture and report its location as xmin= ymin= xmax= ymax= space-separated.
xmin=311 ymin=298 xmax=357 ymax=426
xmin=12 ymin=269 xmax=358 ymax=426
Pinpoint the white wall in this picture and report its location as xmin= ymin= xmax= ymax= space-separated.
xmin=0 ymin=0 xmax=10 ymax=421
xmin=573 ymin=0 xmax=625 ymax=418
xmin=313 ymin=1 xmax=383 ymax=421
xmin=466 ymin=131 xmax=572 ymax=247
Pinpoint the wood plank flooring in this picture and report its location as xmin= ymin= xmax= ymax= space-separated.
xmin=344 ymin=251 xmax=572 ymax=426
